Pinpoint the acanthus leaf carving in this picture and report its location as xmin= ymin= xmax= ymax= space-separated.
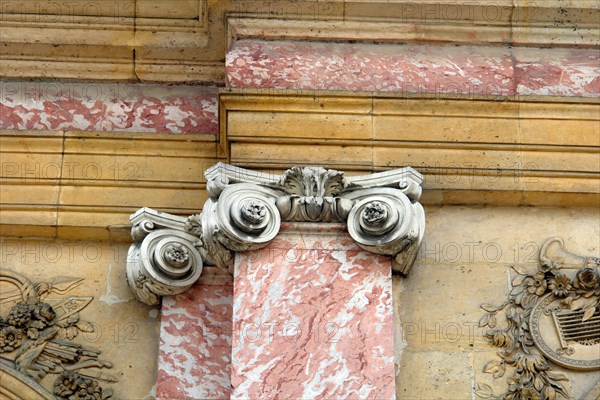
xmin=279 ymin=166 xmax=346 ymax=197
xmin=126 ymin=163 xmax=426 ymax=305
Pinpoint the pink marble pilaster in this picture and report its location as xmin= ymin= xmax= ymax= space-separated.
xmin=157 ymin=270 xmax=233 ymax=400
xmin=231 ymin=223 xmax=395 ymax=399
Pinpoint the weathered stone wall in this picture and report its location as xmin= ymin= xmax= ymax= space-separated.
xmin=1 ymin=1 xmax=598 ymax=397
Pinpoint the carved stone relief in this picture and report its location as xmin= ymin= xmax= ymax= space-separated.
xmin=126 ymin=163 xmax=426 ymax=305
xmin=476 ymin=238 xmax=600 ymax=400
xmin=0 ymin=270 xmax=117 ymax=400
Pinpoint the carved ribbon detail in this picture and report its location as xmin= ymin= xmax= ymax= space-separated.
xmin=126 ymin=163 xmax=426 ymax=305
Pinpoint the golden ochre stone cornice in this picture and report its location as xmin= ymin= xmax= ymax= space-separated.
xmin=0 ymin=131 xmax=224 ymax=240
xmin=1 ymin=0 xmax=598 ymax=83
xmin=1 ymin=90 xmax=599 ymax=240
xmin=220 ymin=89 xmax=600 ymax=207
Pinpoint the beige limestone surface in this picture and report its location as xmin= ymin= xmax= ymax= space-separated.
xmin=394 ymin=205 xmax=600 ymax=399
xmin=0 ymin=239 xmax=160 ymax=399
xmin=1 ymin=1 xmax=597 ymax=82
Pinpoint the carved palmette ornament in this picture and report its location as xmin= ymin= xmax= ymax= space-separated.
xmin=126 ymin=163 xmax=426 ymax=305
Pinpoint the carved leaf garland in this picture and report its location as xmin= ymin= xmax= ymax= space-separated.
xmin=476 ymin=241 xmax=600 ymax=400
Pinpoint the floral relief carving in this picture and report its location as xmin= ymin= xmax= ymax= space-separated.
xmin=53 ymin=371 xmax=106 ymax=400
xmin=240 ymin=199 xmax=267 ymax=225
xmin=0 ymin=270 xmax=117 ymax=399
xmin=476 ymin=238 xmax=600 ymax=400
xmin=164 ymin=243 xmax=189 ymax=265
xmin=361 ymin=201 xmax=388 ymax=225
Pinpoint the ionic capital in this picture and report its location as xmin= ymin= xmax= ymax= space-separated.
xmin=126 ymin=163 xmax=426 ymax=305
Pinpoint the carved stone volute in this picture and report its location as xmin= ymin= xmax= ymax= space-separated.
xmin=126 ymin=163 xmax=426 ymax=305
xmin=126 ymin=209 xmax=204 ymax=305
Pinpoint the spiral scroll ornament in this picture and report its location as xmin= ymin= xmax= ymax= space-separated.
xmin=126 ymin=229 xmax=203 ymax=305
xmin=212 ymin=184 xmax=281 ymax=252
xmin=346 ymin=188 xmax=425 ymax=274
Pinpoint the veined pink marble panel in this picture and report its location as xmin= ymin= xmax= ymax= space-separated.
xmin=158 ymin=270 xmax=233 ymax=400
xmin=231 ymin=223 xmax=395 ymax=400
xmin=226 ymin=39 xmax=600 ymax=98
xmin=0 ymin=82 xmax=218 ymax=134
xmin=226 ymin=39 xmax=515 ymax=96
xmin=514 ymin=47 xmax=600 ymax=97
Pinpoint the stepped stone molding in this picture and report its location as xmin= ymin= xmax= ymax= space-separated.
xmin=0 ymin=130 xmax=222 ymax=240
xmin=220 ymin=90 xmax=600 ymax=208
xmin=126 ymin=163 xmax=425 ymax=305
xmin=1 ymin=1 xmax=598 ymax=83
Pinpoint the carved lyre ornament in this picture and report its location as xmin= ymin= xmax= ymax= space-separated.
xmin=477 ymin=238 xmax=600 ymax=400
xmin=126 ymin=163 xmax=426 ymax=305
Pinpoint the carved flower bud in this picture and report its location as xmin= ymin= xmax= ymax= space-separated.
xmin=548 ymin=274 xmax=572 ymax=297
xmin=0 ymin=326 xmax=23 ymax=353
xmin=356 ymin=200 xmax=397 ymax=236
xmin=54 ymin=372 xmax=105 ymax=400
xmin=241 ymin=199 xmax=267 ymax=224
xmin=361 ymin=201 xmax=388 ymax=225
xmin=6 ymin=302 xmax=33 ymax=328
xmin=164 ymin=243 xmax=190 ymax=269
xmin=574 ymin=267 xmax=600 ymax=290
xmin=526 ymin=272 xmax=547 ymax=296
